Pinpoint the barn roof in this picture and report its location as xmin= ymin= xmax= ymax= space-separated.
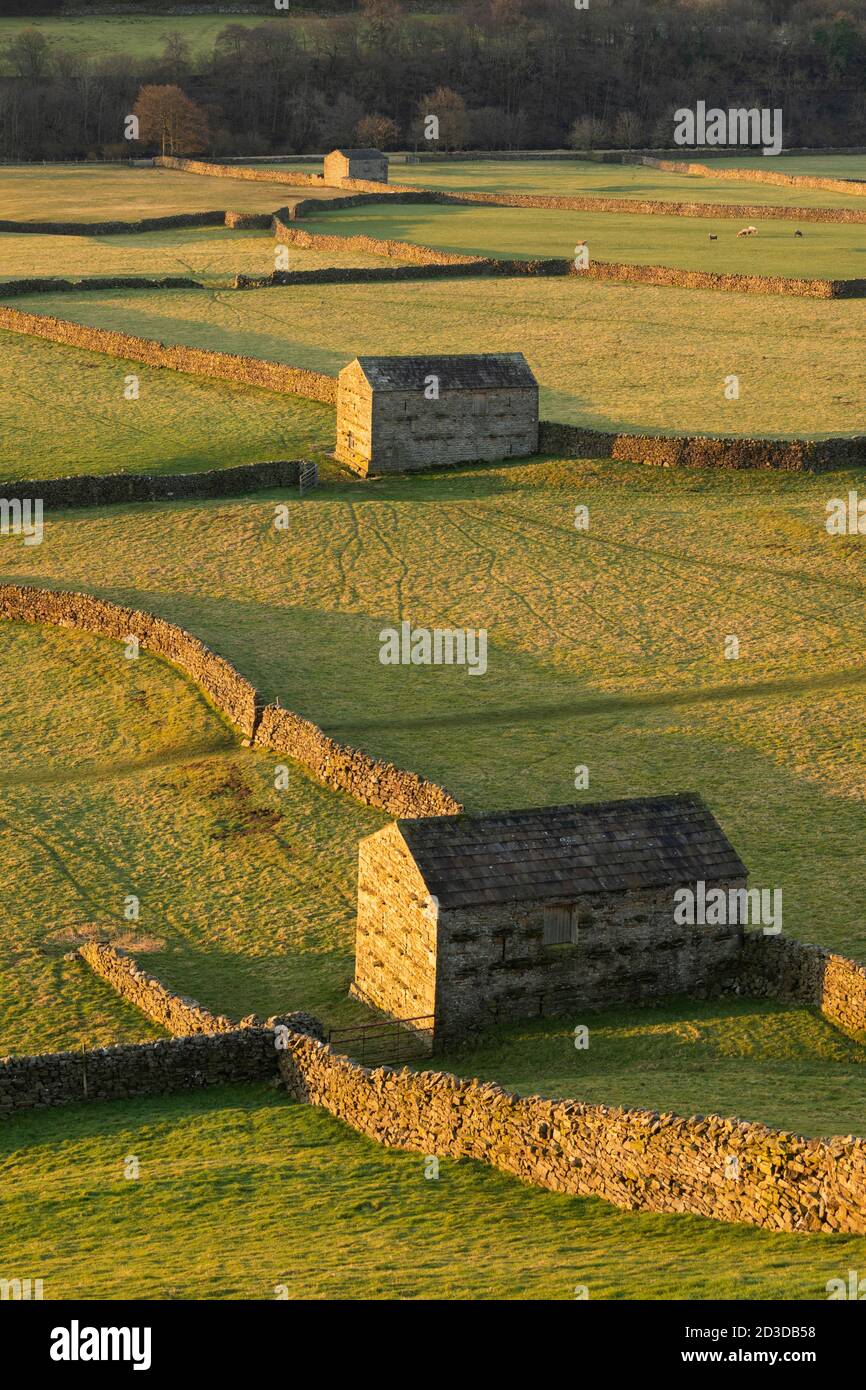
xmin=351 ymin=353 xmax=538 ymax=392
xmin=395 ymin=794 xmax=746 ymax=909
xmin=328 ymin=148 xmax=386 ymax=160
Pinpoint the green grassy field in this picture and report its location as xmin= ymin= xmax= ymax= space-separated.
xmin=0 ymin=165 xmax=336 ymax=222
xmin=9 ymin=277 xmax=860 ymax=440
xmin=0 ymin=618 xmax=385 ymax=1055
xmin=301 ymin=199 xmax=866 ymax=279
xmin=0 ymin=226 xmax=392 ymax=285
xmin=3 ymin=148 xmax=866 ymax=1300
xmin=0 ymin=330 xmax=334 ymax=480
xmin=392 ymin=157 xmax=866 ymax=210
xmin=3 ymin=1082 xmax=863 ymax=1301
xmin=0 ymin=14 xmax=340 ymax=65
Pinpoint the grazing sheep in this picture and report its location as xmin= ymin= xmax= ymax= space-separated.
xmin=709 ymin=233 xmax=718 ymax=241
xmin=794 ymin=229 xmax=804 ymax=237
xmin=736 ymin=225 xmax=758 ymax=237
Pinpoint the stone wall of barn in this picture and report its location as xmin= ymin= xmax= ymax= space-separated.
xmin=433 ymin=883 xmax=746 ymax=1040
xmin=334 ymin=362 xmax=373 ymax=472
xmin=353 ymin=824 xmax=438 ymax=1022
xmin=339 ymin=384 xmax=539 ymax=476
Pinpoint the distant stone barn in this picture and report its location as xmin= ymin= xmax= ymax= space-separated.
xmin=335 ymin=353 xmax=539 ymax=476
xmin=323 ymin=148 xmax=389 ymax=185
xmin=352 ymin=794 xmax=747 ymax=1045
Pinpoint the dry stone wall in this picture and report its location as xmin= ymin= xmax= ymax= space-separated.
xmin=538 ymin=421 xmax=866 ymax=472
xmin=0 ymin=583 xmax=261 ymax=737
xmin=0 ymin=211 xmax=227 ymax=236
xmin=642 ymin=156 xmax=866 ymax=197
xmin=79 ymin=943 xmax=236 ymax=1035
xmin=0 ymin=459 xmax=304 ymax=510
xmin=0 ymin=303 xmax=337 ymax=404
xmin=289 ymin=184 xmax=866 ymax=225
xmin=154 ymin=155 xmax=326 ymax=187
xmin=0 ymin=1029 xmax=278 ymax=1114
xmin=252 ymin=705 xmax=462 ymax=817
xmin=278 ymin=1027 xmax=866 ymax=1235
xmin=723 ymin=933 xmax=866 ymax=1036
xmin=0 ymin=584 xmax=462 ymax=818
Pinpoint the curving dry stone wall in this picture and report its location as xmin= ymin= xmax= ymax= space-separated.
xmin=0 ymin=583 xmax=261 ymax=737
xmin=253 ymin=704 xmax=462 ymax=817
xmin=79 ymin=943 xmax=236 ymax=1035
xmin=724 ymin=933 xmax=866 ymax=1036
xmin=0 ymin=304 xmax=337 ymax=405
xmin=279 ymin=1028 xmax=866 ymax=1235
xmin=0 ymin=584 xmax=462 ymax=817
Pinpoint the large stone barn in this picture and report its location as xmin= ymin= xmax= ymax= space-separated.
xmin=352 ymin=794 xmax=748 ymax=1045
xmin=323 ymin=148 xmax=388 ymax=184
xmin=335 ymin=353 xmax=539 ymax=476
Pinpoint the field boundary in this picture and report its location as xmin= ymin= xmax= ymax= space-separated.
xmin=0 ymin=583 xmax=462 ymax=818
xmin=0 ymin=459 xmax=307 ymax=509
xmin=290 ymin=186 xmax=866 ymax=226
xmin=274 ymin=216 xmax=866 ymax=298
xmin=537 ymin=422 xmax=866 ymax=473
xmin=641 ymin=155 xmax=866 ymax=197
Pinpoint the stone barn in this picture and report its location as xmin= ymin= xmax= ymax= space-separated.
xmin=352 ymin=794 xmax=748 ymax=1045
xmin=335 ymin=353 xmax=539 ymax=476
xmin=323 ymin=148 xmax=388 ymax=185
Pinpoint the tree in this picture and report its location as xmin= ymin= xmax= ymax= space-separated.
xmin=416 ymin=86 xmax=468 ymax=151
xmin=568 ymin=116 xmax=605 ymax=150
xmin=356 ymin=113 xmax=400 ymax=148
xmin=132 ymin=84 xmax=208 ymax=156
xmin=6 ymin=28 xmax=52 ymax=82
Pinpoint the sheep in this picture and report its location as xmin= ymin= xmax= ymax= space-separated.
xmin=794 ymin=229 xmax=804 ymax=238
xmin=709 ymin=233 xmax=718 ymax=241
xmin=736 ymin=225 xmax=758 ymax=237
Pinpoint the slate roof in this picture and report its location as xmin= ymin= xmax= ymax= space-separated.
xmin=352 ymin=353 xmax=538 ymax=392
xmin=395 ymin=794 xmax=746 ymax=909
xmin=328 ymin=148 xmax=387 ymax=160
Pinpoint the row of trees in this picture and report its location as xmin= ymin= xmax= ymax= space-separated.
xmin=1 ymin=0 xmax=865 ymax=161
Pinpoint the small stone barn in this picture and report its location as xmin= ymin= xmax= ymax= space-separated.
xmin=335 ymin=353 xmax=539 ymax=476
xmin=323 ymin=148 xmax=388 ymax=185
xmin=353 ymin=794 xmax=747 ymax=1044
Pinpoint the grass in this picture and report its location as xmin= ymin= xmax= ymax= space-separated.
xmin=3 ymin=459 xmax=866 ymax=981
xmin=0 ymin=330 xmax=334 ymax=480
xmin=0 ymin=14 xmax=358 ymax=65
xmin=393 ymin=157 xmax=866 ymax=210
xmin=299 ymin=199 xmax=866 ymax=280
xmin=3 ymin=1082 xmax=864 ymax=1300
xmin=9 ymin=276 xmax=861 ymax=439
xmin=0 ymin=226 xmax=393 ymax=286
xmin=3 ymin=149 xmax=866 ymax=1299
xmin=0 ymin=619 xmax=385 ymax=1056
xmin=429 ymin=999 xmax=866 ymax=1139
xmin=0 ymin=165 xmax=338 ymax=222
